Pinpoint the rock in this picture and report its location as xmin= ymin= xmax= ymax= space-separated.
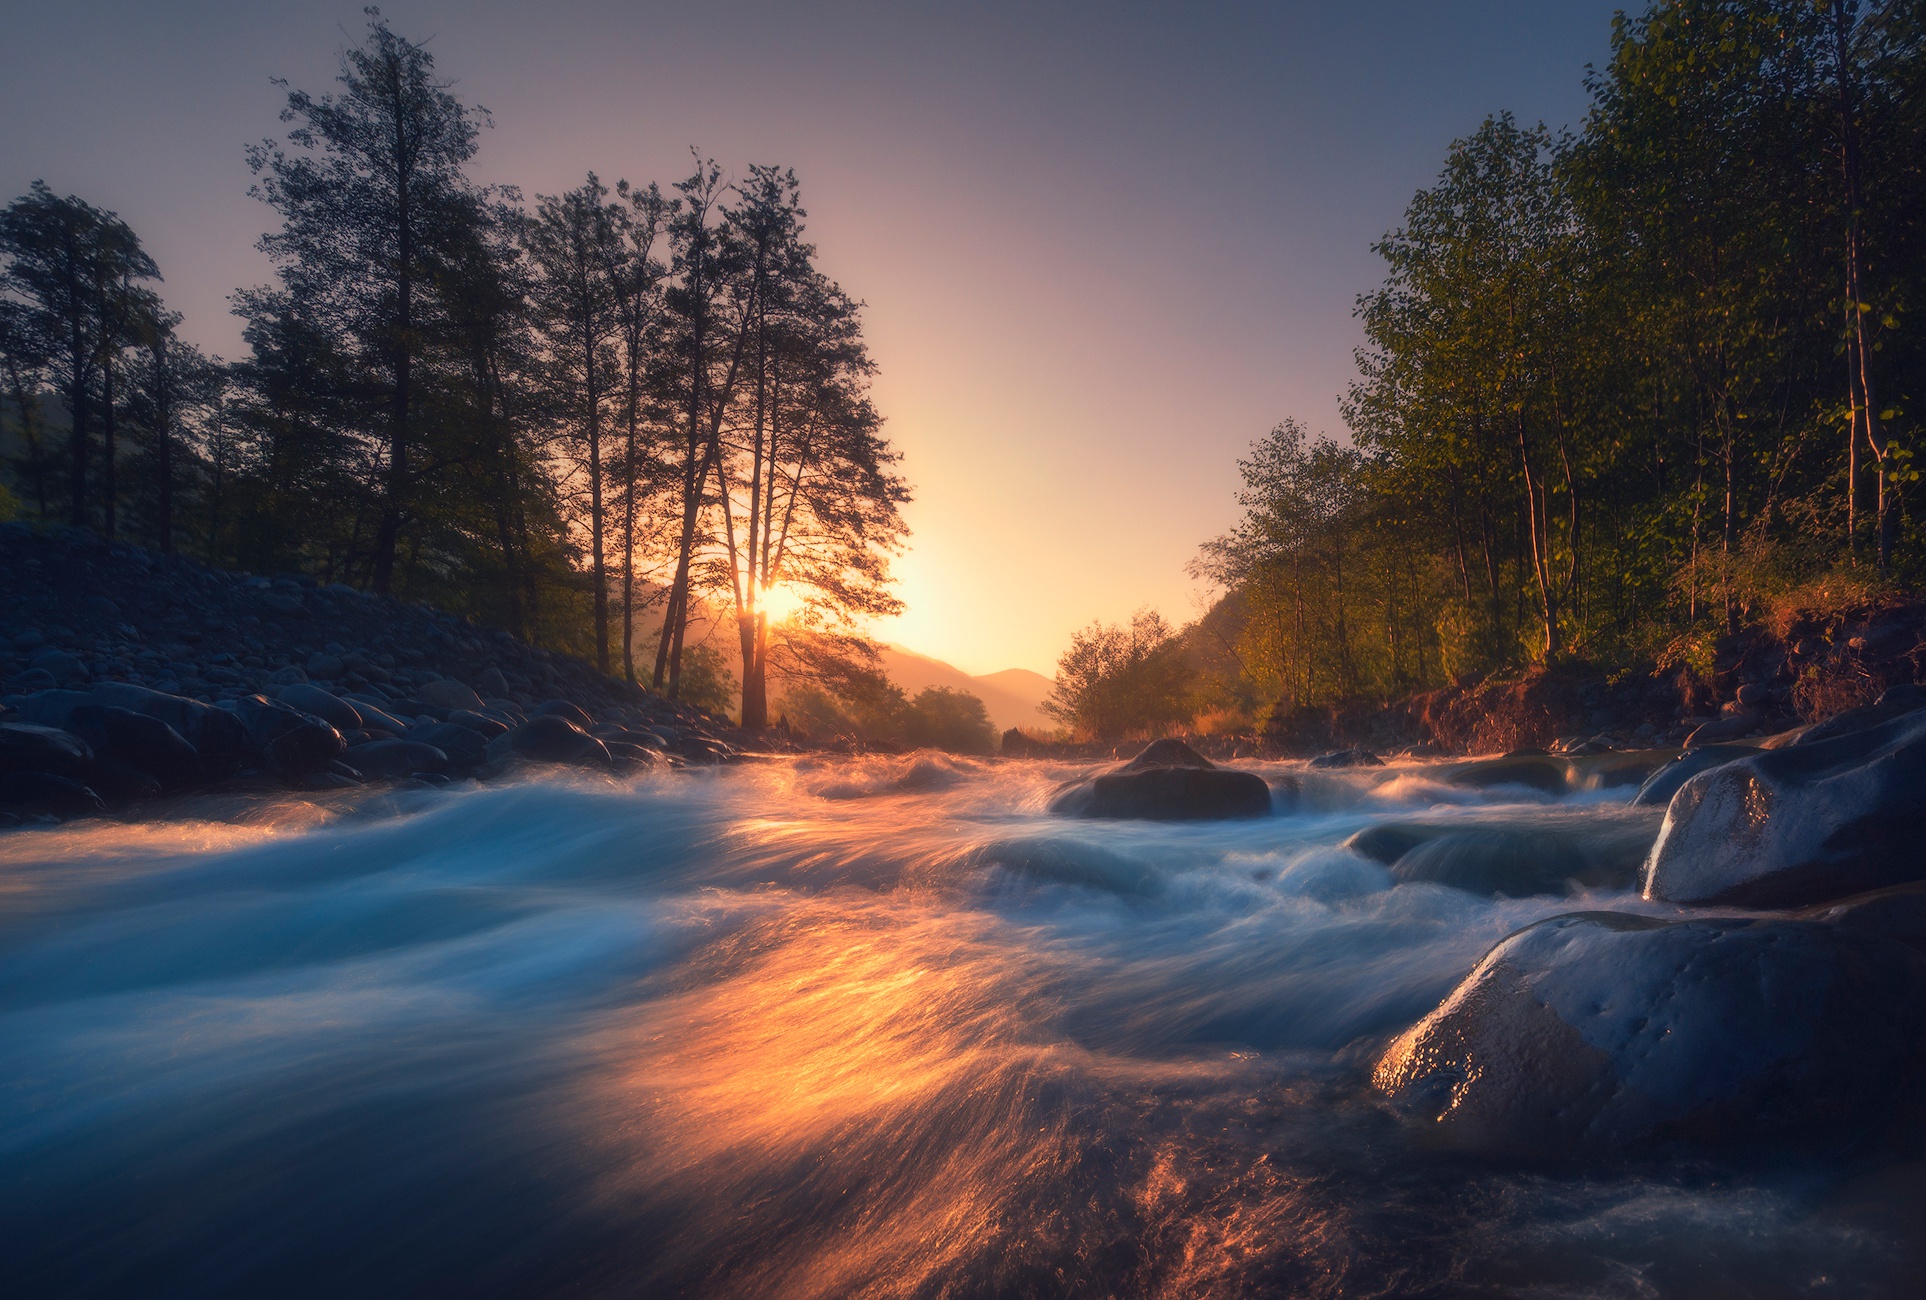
xmin=416 ymin=679 xmax=485 ymax=713
xmin=228 ymin=694 xmax=345 ymax=778
xmin=1001 ymin=727 xmax=1041 ymax=757
xmin=345 ymin=738 xmax=449 ymax=778
xmin=1685 ymin=713 xmax=1761 ymax=747
xmin=341 ymin=695 xmax=410 ymax=736
xmin=276 ymin=683 xmax=363 ymax=732
xmin=64 ymin=704 xmax=199 ymax=788
xmin=484 ymin=714 xmax=611 ymax=770
xmin=1442 ymin=753 xmax=1570 ymax=795
xmin=0 ymin=722 xmax=94 ymax=778
xmin=444 ymin=709 xmax=508 ymax=739
xmin=84 ymin=683 xmax=247 ymax=769
xmin=5 ymin=668 xmax=60 ymax=693
xmin=1735 ymin=682 xmax=1769 ymax=706
xmin=1308 ymin=747 xmax=1382 ymax=769
xmin=28 ymin=648 xmax=88 ymax=685
xmin=306 ymin=653 xmax=345 ymax=681
xmin=531 ymin=699 xmax=595 ymax=729
xmin=1346 ymin=821 xmax=1652 ymax=896
xmin=0 ymin=771 xmax=105 ymax=818
xmin=1047 ymin=737 xmax=1272 ymax=821
xmin=405 ymin=723 xmax=486 ymax=766
xmin=1374 ymin=910 xmax=1926 ymax=1158
xmin=1794 ymin=689 xmax=1926 ymax=747
xmin=475 ymin=666 xmax=510 ymax=698
xmin=1629 ymin=745 xmax=1752 ymax=808
xmin=1643 ymin=710 xmax=1926 ymax=908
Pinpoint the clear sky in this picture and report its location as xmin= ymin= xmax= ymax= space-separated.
xmin=0 ymin=0 xmax=1622 ymax=675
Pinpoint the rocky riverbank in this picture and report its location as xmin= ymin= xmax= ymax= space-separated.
xmin=0 ymin=524 xmax=753 ymax=825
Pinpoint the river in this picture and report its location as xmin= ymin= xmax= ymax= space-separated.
xmin=2 ymin=753 xmax=1919 ymax=1297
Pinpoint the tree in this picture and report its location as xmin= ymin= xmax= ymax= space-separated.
xmin=243 ymin=8 xmax=489 ymax=593
xmin=1043 ymin=609 xmax=1194 ymax=740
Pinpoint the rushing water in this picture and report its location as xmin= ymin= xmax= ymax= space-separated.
xmin=3 ymin=754 xmax=1922 ymax=1298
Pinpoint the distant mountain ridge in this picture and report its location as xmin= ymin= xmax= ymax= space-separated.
xmin=877 ymin=644 xmax=1054 ymax=734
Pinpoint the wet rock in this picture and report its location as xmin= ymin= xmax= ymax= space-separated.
xmin=86 ymin=683 xmax=247 ymax=770
xmin=305 ymin=653 xmax=345 ymax=681
xmin=1374 ymin=910 xmax=1926 ymax=1159
xmin=1685 ymin=713 xmax=1761 ymax=747
xmin=484 ymin=714 xmax=611 ymax=769
xmin=1309 ymin=747 xmax=1382 ymax=769
xmin=276 ymin=684 xmax=362 ymax=732
xmin=531 ymin=699 xmax=595 ymax=729
xmin=1793 ymin=687 xmax=1926 ymax=747
xmin=345 ymin=738 xmax=449 ymax=778
xmin=1643 ymin=710 xmax=1926 ymax=908
xmin=0 ymin=771 xmax=105 ymax=819
xmin=0 ymin=722 xmax=94 ymax=778
xmin=1442 ymin=753 xmax=1570 ymax=795
xmin=1630 ymin=745 xmax=1752 ymax=808
xmin=341 ymin=695 xmax=410 ymax=737
xmin=1048 ymin=737 xmax=1272 ymax=821
xmin=417 ymin=679 xmax=484 ymax=713
xmin=5 ymin=667 xmax=60 ymax=693
xmin=1345 ymin=819 xmax=1653 ymax=896
xmin=475 ymin=666 xmax=510 ymax=698
xmin=28 ymin=648 xmax=88 ymax=686
xmin=65 ymin=704 xmax=199 ymax=788
xmin=444 ymin=709 xmax=508 ymax=739
xmin=406 ymin=723 xmax=486 ymax=766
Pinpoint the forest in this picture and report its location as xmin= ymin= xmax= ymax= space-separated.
xmin=1048 ymin=0 xmax=1926 ymax=741
xmin=0 ymin=12 xmax=910 ymax=729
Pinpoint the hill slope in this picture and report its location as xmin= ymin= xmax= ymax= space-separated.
xmin=877 ymin=644 xmax=1054 ymax=733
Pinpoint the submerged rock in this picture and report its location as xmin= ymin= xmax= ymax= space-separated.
xmin=1345 ymin=820 xmax=1653 ymax=896
xmin=1374 ymin=910 xmax=1926 ymax=1158
xmin=1643 ymin=709 xmax=1926 ymax=907
xmin=1309 ymin=747 xmax=1382 ymax=769
xmin=1047 ymin=738 xmax=1273 ymax=821
xmin=1442 ymin=752 xmax=1571 ymax=795
xmin=485 ymin=714 xmax=612 ymax=770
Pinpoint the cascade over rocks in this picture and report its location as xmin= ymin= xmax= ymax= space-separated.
xmin=1344 ymin=818 xmax=1655 ymax=897
xmin=1374 ymin=909 xmax=1926 ymax=1159
xmin=1643 ymin=707 xmax=1926 ymax=908
xmin=1048 ymin=738 xmax=1275 ymax=821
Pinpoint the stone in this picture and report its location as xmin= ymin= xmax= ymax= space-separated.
xmin=1735 ymin=682 xmax=1769 ymax=707
xmin=1047 ymin=738 xmax=1273 ymax=821
xmin=341 ymin=695 xmax=410 ymax=736
xmin=1629 ymin=744 xmax=1752 ymax=808
xmin=1374 ymin=910 xmax=1926 ymax=1158
xmin=64 ymin=704 xmax=199 ymax=788
xmin=1794 ymin=689 xmax=1926 ymax=747
xmin=1643 ymin=710 xmax=1926 ymax=908
xmin=416 ymin=679 xmax=485 ymax=713
xmin=484 ymin=714 xmax=612 ymax=769
xmin=406 ymin=723 xmax=486 ymax=766
xmin=444 ymin=709 xmax=508 ymax=739
xmin=27 ymin=650 xmax=87 ymax=685
xmin=84 ymin=683 xmax=247 ymax=769
xmin=1346 ymin=821 xmax=1652 ymax=897
xmin=0 ymin=722 xmax=94 ymax=778
xmin=1685 ymin=713 xmax=1761 ymax=747
xmin=276 ymin=683 xmax=363 ymax=732
xmin=0 ymin=771 xmax=105 ymax=819
xmin=5 ymin=668 xmax=60 ymax=694
xmin=1308 ymin=747 xmax=1382 ymax=769
xmin=1442 ymin=753 xmax=1570 ymax=795
xmin=344 ymin=738 xmax=449 ymax=778
xmin=306 ymin=652 xmax=345 ymax=681
xmin=531 ymin=699 xmax=595 ymax=729
xmin=474 ymin=666 xmax=510 ymax=699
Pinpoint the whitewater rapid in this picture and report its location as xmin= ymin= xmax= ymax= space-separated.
xmin=1 ymin=755 xmax=1917 ymax=1297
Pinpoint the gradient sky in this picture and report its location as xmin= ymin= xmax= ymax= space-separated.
xmin=1 ymin=1 xmax=1622 ymax=675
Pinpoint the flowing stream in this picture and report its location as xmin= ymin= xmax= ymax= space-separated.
xmin=2 ymin=754 xmax=1921 ymax=1298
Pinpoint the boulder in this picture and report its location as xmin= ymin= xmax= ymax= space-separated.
xmin=531 ymin=699 xmax=595 ymax=729
xmin=0 ymin=771 xmax=104 ymax=819
xmin=1685 ymin=713 xmax=1761 ymax=747
xmin=475 ymin=666 xmax=510 ymax=698
xmin=227 ymin=694 xmax=345 ymax=778
xmin=444 ymin=709 xmax=508 ymax=739
xmin=406 ymin=723 xmax=487 ymax=766
xmin=64 ymin=704 xmax=199 ymax=788
xmin=276 ymin=683 xmax=363 ymax=732
xmin=1374 ymin=910 xmax=1926 ymax=1158
xmin=1793 ymin=686 xmax=1926 ymax=748
xmin=1629 ymin=744 xmax=1752 ymax=808
xmin=1346 ymin=821 xmax=1652 ymax=897
xmin=1442 ymin=753 xmax=1570 ymax=795
xmin=81 ymin=684 xmax=247 ymax=769
xmin=484 ymin=714 xmax=611 ymax=770
xmin=1308 ymin=747 xmax=1383 ymax=769
xmin=1047 ymin=738 xmax=1272 ymax=821
xmin=28 ymin=648 xmax=88 ymax=685
xmin=341 ymin=695 xmax=411 ymax=737
xmin=1643 ymin=710 xmax=1926 ymax=907
xmin=345 ymin=738 xmax=450 ymax=778
xmin=416 ymin=678 xmax=485 ymax=713
xmin=0 ymin=722 xmax=93 ymax=778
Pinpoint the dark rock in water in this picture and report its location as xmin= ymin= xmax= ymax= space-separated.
xmin=267 ymin=722 xmax=347 ymax=780
xmin=346 ymin=738 xmax=450 ymax=778
xmin=1643 ymin=710 xmax=1926 ymax=907
xmin=0 ymin=721 xmax=95 ymax=777
xmin=82 ymin=758 xmax=163 ymax=805
xmin=475 ymin=666 xmax=510 ymax=699
xmin=342 ymin=695 xmax=411 ymax=737
xmin=485 ymin=714 xmax=611 ymax=769
xmin=83 ymin=684 xmax=247 ymax=770
xmin=1793 ymin=688 xmax=1926 ymax=747
xmin=406 ymin=723 xmax=486 ymax=766
xmin=531 ymin=699 xmax=595 ymax=730
xmin=444 ymin=709 xmax=508 ymax=739
xmin=1630 ymin=744 xmax=1751 ymax=808
xmin=0 ymin=770 xmax=105 ymax=818
xmin=1374 ymin=910 xmax=1926 ymax=1159
xmin=65 ymin=704 xmax=199 ymax=788
xmin=276 ymin=684 xmax=363 ymax=732
xmin=1443 ymin=753 xmax=1570 ymax=795
xmin=1309 ymin=747 xmax=1382 ymax=769
xmin=417 ymin=679 xmax=485 ymax=713
xmin=1345 ymin=819 xmax=1654 ymax=896
xmin=1000 ymin=727 xmax=1041 ymax=757
xmin=1048 ymin=738 xmax=1272 ymax=821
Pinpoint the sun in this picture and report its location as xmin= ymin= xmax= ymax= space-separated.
xmin=757 ymin=581 xmax=806 ymax=624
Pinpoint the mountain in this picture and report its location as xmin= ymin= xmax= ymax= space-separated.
xmin=877 ymin=644 xmax=1055 ymax=734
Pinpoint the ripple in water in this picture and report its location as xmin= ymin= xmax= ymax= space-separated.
xmin=1 ymin=754 xmax=1920 ymax=1297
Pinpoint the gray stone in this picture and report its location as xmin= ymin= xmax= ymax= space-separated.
xmin=416 ymin=678 xmax=484 ymax=713
xmin=344 ymin=738 xmax=449 ymax=778
xmin=1630 ymin=745 xmax=1752 ymax=807
xmin=276 ymin=683 xmax=363 ymax=732
xmin=484 ymin=714 xmax=611 ymax=770
xmin=1048 ymin=738 xmax=1273 ymax=821
xmin=1309 ymin=746 xmax=1382 ymax=769
xmin=0 ymin=722 xmax=93 ymax=777
xmin=1644 ymin=710 xmax=1926 ymax=907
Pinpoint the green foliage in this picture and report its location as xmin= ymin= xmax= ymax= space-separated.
xmin=900 ymin=687 xmax=996 ymax=755
xmin=1043 ymin=609 xmax=1195 ymax=741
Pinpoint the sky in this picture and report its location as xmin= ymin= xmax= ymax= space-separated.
xmin=0 ymin=0 xmax=1623 ymax=675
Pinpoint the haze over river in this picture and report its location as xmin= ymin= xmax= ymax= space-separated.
xmin=3 ymin=755 xmax=1921 ymax=1297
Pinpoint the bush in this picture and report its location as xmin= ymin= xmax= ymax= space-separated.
xmin=1042 ymin=608 xmax=1194 ymax=741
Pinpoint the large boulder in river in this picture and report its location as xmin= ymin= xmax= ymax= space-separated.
xmin=1629 ymin=744 xmax=1752 ymax=808
xmin=484 ymin=714 xmax=611 ymax=770
xmin=65 ymin=704 xmax=199 ymax=789
xmin=275 ymin=683 xmax=362 ymax=733
xmin=1642 ymin=708 xmax=1926 ymax=907
xmin=1345 ymin=817 xmax=1654 ymax=896
xmin=1047 ymin=738 xmax=1273 ymax=821
xmin=1374 ymin=910 xmax=1926 ymax=1159
xmin=1442 ymin=752 xmax=1570 ymax=795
